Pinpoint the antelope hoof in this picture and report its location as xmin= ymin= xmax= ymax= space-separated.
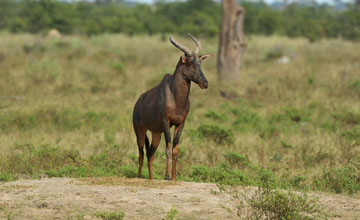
xmin=165 ymin=175 xmax=170 ymax=180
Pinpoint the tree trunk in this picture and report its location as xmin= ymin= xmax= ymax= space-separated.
xmin=217 ymin=0 xmax=246 ymax=81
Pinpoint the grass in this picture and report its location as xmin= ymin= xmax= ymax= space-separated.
xmin=0 ymin=33 xmax=359 ymax=195
xmin=94 ymin=211 xmax=125 ymax=220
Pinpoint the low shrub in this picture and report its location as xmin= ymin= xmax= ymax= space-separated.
xmin=204 ymin=110 xmax=227 ymax=122
xmin=94 ymin=211 xmax=125 ymax=220
xmin=313 ymin=157 xmax=360 ymax=194
xmin=0 ymin=108 xmax=120 ymax=132
xmin=340 ymin=129 xmax=360 ymax=145
xmin=0 ymin=172 xmax=15 ymax=182
xmin=333 ymin=111 xmax=360 ymax=126
xmin=165 ymin=205 xmax=178 ymax=220
xmin=232 ymin=107 xmax=260 ymax=131
xmin=3 ymin=144 xmax=81 ymax=175
xmin=223 ymin=151 xmax=248 ymax=168
xmin=189 ymin=164 xmax=245 ymax=185
xmin=119 ymin=166 xmax=138 ymax=178
xmin=197 ymin=124 xmax=234 ymax=145
xmin=243 ymin=188 xmax=327 ymax=220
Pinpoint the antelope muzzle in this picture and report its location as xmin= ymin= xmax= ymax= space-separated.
xmin=198 ymin=78 xmax=208 ymax=89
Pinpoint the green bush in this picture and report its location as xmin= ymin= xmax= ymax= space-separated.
xmin=258 ymin=169 xmax=278 ymax=189
xmin=259 ymin=124 xmax=278 ymax=139
xmin=333 ymin=111 xmax=360 ymax=126
xmin=204 ymin=110 xmax=227 ymax=122
xmin=289 ymin=175 xmax=307 ymax=189
xmin=314 ymin=158 xmax=360 ymax=194
xmin=223 ymin=151 xmax=248 ymax=168
xmin=119 ymin=166 xmax=138 ymax=178
xmin=94 ymin=211 xmax=125 ymax=220
xmin=110 ymin=62 xmax=126 ymax=75
xmin=197 ymin=124 xmax=234 ymax=145
xmin=232 ymin=108 xmax=261 ymax=131
xmin=3 ymin=144 xmax=80 ymax=175
xmin=245 ymin=188 xmax=326 ymax=220
xmin=264 ymin=46 xmax=284 ymax=61
xmin=189 ymin=165 xmax=245 ymax=185
xmin=165 ymin=205 xmax=178 ymax=220
xmin=0 ymin=172 xmax=14 ymax=182
xmin=0 ymin=108 xmax=120 ymax=132
xmin=340 ymin=129 xmax=360 ymax=144
xmin=45 ymin=166 xmax=88 ymax=178
xmin=282 ymin=107 xmax=312 ymax=123
xmin=25 ymin=58 xmax=60 ymax=84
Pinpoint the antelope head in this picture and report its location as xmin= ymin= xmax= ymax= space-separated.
xmin=170 ymin=33 xmax=211 ymax=89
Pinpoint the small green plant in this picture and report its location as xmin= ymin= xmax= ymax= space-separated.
xmin=333 ymin=111 xmax=360 ymax=126
xmin=264 ymin=46 xmax=284 ymax=61
xmin=340 ymin=129 xmax=360 ymax=144
xmin=258 ymin=169 xmax=278 ymax=189
xmin=280 ymin=140 xmax=293 ymax=148
xmin=3 ymin=144 xmax=81 ymax=175
xmin=289 ymin=175 xmax=307 ymax=189
xmin=164 ymin=205 xmax=178 ymax=220
xmin=94 ymin=211 xmax=125 ymax=220
xmin=25 ymin=58 xmax=60 ymax=84
xmin=0 ymin=207 xmax=16 ymax=220
xmin=119 ymin=166 xmax=138 ymax=178
xmin=283 ymin=107 xmax=312 ymax=123
xmin=308 ymin=76 xmax=316 ymax=85
xmin=110 ymin=62 xmax=126 ymax=74
xmin=313 ymin=157 xmax=360 ymax=194
xmin=269 ymin=107 xmax=312 ymax=124
xmin=204 ymin=110 xmax=227 ymax=122
xmin=232 ymin=108 xmax=260 ymax=130
xmin=0 ymin=172 xmax=14 ymax=182
xmin=197 ymin=124 xmax=234 ymax=145
xmin=243 ymin=188 xmax=327 ymax=220
xmin=76 ymin=213 xmax=84 ymax=220
xmin=189 ymin=164 xmax=245 ymax=185
xmin=223 ymin=151 xmax=248 ymax=168
xmin=259 ymin=124 xmax=278 ymax=139
xmin=189 ymin=165 xmax=211 ymax=182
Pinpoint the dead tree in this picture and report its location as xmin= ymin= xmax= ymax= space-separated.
xmin=217 ymin=0 xmax=246 ymax=81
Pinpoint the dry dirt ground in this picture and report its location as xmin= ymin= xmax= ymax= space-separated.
xmin=0 ymin=177 xmax=359 ymax=220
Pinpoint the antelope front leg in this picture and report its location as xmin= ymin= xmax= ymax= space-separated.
xmin=172 ymin=123 xmax=184 ymax=180
xmin=162 ymin=120 xmax=172 ymax=180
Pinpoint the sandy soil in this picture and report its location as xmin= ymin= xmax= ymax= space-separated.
xmin=0 ymin=177 xmax=359 ymax=220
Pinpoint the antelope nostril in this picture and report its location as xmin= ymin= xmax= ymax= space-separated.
xmin=204 ymin=82 xmax=208 ymax=89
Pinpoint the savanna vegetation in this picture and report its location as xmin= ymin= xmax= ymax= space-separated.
xmin=0 ymin=33 xmax=359 ymax=200
xmin=0 ymin=0 xmax=359 ymax=41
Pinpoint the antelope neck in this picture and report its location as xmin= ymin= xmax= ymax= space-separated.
xmin=171 ymin=65 xmax=191 ymax=107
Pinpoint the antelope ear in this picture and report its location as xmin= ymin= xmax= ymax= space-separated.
xmin=200 ymin=54 xmax=211 ymax=62
xmin=181 ymin=55 xmax=187 ymax=64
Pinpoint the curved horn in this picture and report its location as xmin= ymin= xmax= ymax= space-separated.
xmin=187 ymin=33 xmax=201 ymax=54
xmin=169 ymin=34 xmax=192 ymax=56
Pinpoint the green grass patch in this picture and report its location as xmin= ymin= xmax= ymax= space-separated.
xmin=333 ymin=111 xmax=360 ymax=126
xmin=197 ymin=124 xmax=234 ymax=145
xmin=0 ymin=108 xmax=120 ymax=132
xmin=94 ymin=211 xmax=125 ymax=220
xmin=340 ymin=129 xmax=360 ymax=145
xmin=313 ymin=157 xmax=360 ymax=194
xmin=204 ymin=110 xmax=228 ymax=122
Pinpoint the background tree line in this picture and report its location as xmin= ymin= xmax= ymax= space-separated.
xmin=0 ymin=0 xmax=359 ymax=41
